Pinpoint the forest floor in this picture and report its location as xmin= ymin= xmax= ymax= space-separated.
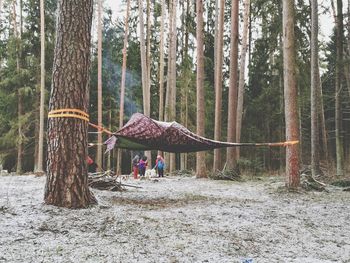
xmin=0 ymin=173 xmax=350 ymax=263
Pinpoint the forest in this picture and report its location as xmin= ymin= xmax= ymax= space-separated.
xmin=1 ymin=0 xmax=349 ymax=181
xmin=1 ymin=0 xmax=350 ymax=262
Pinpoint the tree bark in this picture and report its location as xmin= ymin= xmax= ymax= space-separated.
xmin=138 ymin=0 xmax=152 ymax=166
xmin=310 ymin=0 xmax=320 ymax=176
xmin=116 ymin=0 xmax=131 ymax=176
xmin=335 ymin=0 xmax=344 ymax=176
xmin=196 ymin=0 xmax=206 ymax=178
xmin=213 ymin=0 xmax=225 ymax=172
xmin=96 ymin=0 xmax=103 ymax=171
xmin=45 ymin=0 xmax=96 ymax=208
xmin=180 ymin=0 xmax=190 ymax=171
xmin=317 ymin=71 xmax=329 ymax=162
xmin=165 ymin=0 xmax=177 ymax=172
xmin=37 ymin=0 xmax=45 ymax=173
xmin=283 ymin=0 xmax=300 ymax=188
xmin=226 ymin=0 xmax=239 ymax=169
xmin=236 ymin=0 xmax=250 ymax=160
xmin=158 ymin=0 xmax=165 ymax=122
xmin=12 ymin=0 xmax=23 ymax=174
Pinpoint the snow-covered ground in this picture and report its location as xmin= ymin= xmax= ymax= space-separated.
xmin=1 ymin=174 xmax=350 ymax=263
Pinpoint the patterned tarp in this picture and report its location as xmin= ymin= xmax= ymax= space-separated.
xmin=105 ymin=113 xmax=259 ymax=153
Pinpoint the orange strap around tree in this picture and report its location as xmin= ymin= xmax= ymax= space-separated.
xmin=48 ymin=108 xmax=113 ymax=135
xmin=48 ymin=108 xmax=89 ymax=122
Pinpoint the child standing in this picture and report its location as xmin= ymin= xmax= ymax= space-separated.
xmin=138 ymin=156 xmax=148 ymax=177
xmin=155 ymin=155 xmax=165 ymax=177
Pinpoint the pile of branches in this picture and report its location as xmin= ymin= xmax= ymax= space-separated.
xmin=209 ymin=168 xmax=241 ymax=181
xmin=300 ymin=173 xmax=326 ymax=191
xmin=88 ymin=174 xmax=125 ymax=192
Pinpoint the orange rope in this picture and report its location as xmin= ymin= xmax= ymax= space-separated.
xmin=88 ymin=122 xmax=113 ymax=135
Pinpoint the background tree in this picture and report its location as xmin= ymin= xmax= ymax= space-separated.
xmin=226 ymin=0 xmax=239 ymax=170
xmin=196 ymin=0 xmax=206 ymax=178
xmin=158 ymin=0 xmax=166 ymax=123
xmin=283 ymin=0 xmax=300 ymax=188
xmin=45 ymin=0 xmax=96 ymax=208
xmin=96 ymin=0 xmax=103 ymax=170
xmin=236 ymin=0 xmax=250 ymax=160
xmin=213 ymin=0 xmax=224 ymax=172
xmin=165 ymin=0 xmax=177 ymax=172
xmin=310 ymin=0 xmax=320 ymax=176
xmin=116 ymin=0 xmax=131 ymax=176
xmin=335 ymin=0 xmax=344 ymax=176
xmin=36 ymin=0 xmax=45 ymax=173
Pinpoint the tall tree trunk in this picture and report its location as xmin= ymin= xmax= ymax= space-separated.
xmin=116 ymin=0 xmax=131 ymax=176
xmin=34 ymin=84 xmax=40 ymax=172
xmin=170 ymin=0 xmax=177 ymax=172
xmin=226 ymin=0 xmax=239 ymax=169
xmin=158 ymin=0 xmax=165 ymax=122
xmin=45 ymin=0 xmax=96 ymax=208
xmin=236 ymin=0 xmax=250 ymax=160
xmin=165 ymin=0 xmax=177 ymax=172
xmin=96 ymin=0 xmax=103 ymax=170
xmin=180 ymin=0 xmax=190 ymax=171
xmin=310 ymin=0 xmax=320 ymax=176
xmin=214 ymin=0 xmax=219 ymax=80
xmin=335 ymin=0 xmax=344 ymax=176
xmin=12 ymin=0 xmax=23 ymax=174
xmin=164 ymin=0 xmax=173 ymax=172
xmin=196 ymin=0 xmax=206 ymax=178
xmin=213 ymin=0 xmax=225 ymax=172
xmin=283 ymin=0 xmax=300 ymax=188
xmin=37 ymin=0 xmax=45 ymax=173
xmin=318 ymin=71 xmax=329 ymax=162
xmin=16 ymin=90 xmax=23 ymax=174
xmin=144 ymin=0 xmax=152 ymax=166
xmin=138 ymin=0 xmax=151 ymax=167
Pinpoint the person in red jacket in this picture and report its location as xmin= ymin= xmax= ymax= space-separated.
xmin=132 ymin=154 xmax=140 ymax=179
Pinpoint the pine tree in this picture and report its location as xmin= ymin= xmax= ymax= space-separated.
xmin=45 ymin=0 xmax=96 ymax=208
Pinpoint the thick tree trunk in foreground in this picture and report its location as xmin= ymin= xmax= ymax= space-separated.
xmin=45 ymin=0 xmax=96 ymax=208
xmin=196 ymin=0 xmax=206 ymax=178
xmin=226 ymin=0 xmax=239 ymax=169
xmin=283 ymin=0 xmax=300 ymax=188
xmin=310 ymin=0 xmax=320 ymax=176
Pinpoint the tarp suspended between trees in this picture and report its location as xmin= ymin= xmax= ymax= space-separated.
xmin=104 ymin=113 xmax=298 ymax=153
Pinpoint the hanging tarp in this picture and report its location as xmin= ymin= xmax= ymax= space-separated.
xmin=104 ymin=113 xmax=298 ymax=153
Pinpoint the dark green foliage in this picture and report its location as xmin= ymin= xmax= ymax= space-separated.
xmin=0 ymin=0 xmax=56 ymax=172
